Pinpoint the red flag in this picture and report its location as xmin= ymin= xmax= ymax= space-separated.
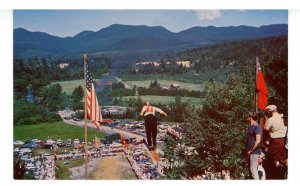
xmin=53 ymin=147 xmax=57 ymax=160
xmin=86 ymin=61 xmax=103 ymax=130
xmin=121 ymin=134 xmax=129 ymax=149
xmin=256 ymin=61 xmax=269 ymax=110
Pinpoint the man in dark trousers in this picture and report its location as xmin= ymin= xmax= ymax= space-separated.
xmin=140 ymin=101 xmax=167 ymax=151
xmin=265 ymin=105 xmax=287 ymax=179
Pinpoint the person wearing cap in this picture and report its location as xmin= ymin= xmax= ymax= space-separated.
xmin=247 ymin=112 xmax=262 ymax=180
xmin=140 ymin=101 xmax=167 ymax=151
xmin=264 ymin=105 xmax=287 ymax=179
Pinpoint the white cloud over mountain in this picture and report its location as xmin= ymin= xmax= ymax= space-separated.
xmin=193 ymin=10 xmax=221 ymax=21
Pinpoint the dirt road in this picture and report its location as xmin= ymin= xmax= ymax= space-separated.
xmin=91 ymin=155 xmax=136 ymax=180
xmin=69 ymin=154 xmax=136 ymax=180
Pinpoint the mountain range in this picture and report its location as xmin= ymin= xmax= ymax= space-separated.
xmin=14 ymin=24 xmax=288 ymax=59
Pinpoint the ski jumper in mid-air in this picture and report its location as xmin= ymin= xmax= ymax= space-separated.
xmin=140 ymin=101 xmax=167 ymax=151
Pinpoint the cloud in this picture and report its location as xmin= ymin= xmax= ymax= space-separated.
xmin=193 ymin=10 xmax=221 ymax=21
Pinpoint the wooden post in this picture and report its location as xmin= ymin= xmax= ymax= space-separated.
xmin=255 ymin=57 xmax=259 ymax=113
xmin=83 ymin=53 xmax=88 ymax=179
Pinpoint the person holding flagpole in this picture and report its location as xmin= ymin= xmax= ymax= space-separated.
xmin=253 ymin=57 xmax=269 ymax=179
xmin=246 ymin=112 xmax=262 ymax=180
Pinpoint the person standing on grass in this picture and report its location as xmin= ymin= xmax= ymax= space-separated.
xmin=140 ymin=101 xmax=167 ymax=151
xmin=247 ymin=112 xmax=262 ymax=180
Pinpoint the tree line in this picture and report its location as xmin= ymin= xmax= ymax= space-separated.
xmin=13 ymin=56 xmax=112 ymax=98
xmin=123 ymin=37 xmax=287 ymax=84
xmin=110 ymin=79 xmax=203 ymax=98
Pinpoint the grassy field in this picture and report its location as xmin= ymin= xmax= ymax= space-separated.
xmin=54 ymin=79 xmax=100 ymax=95
xmin=13 ymin=121 xmax=105 ymax=141
xmin=124 ymin=79 xmax=203 ymax=91
xmin=56 ymin=159 xmax=85 ymax=179
xmin=121 ymin=95 xmax=202 ymax=105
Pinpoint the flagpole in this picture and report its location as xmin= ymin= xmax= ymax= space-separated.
xmin=83 ymin=53 xmax=88 ymax=179
xmin=255 ymin=57 xmax=258 ymax=113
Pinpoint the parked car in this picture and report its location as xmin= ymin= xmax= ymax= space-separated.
xmin=66 ymin=139 xmax=72 ymax=146
xmin=25 ymin=164 xmax=36 ymax=171
xmin=31 ymin=139 xmax=42 ymax=143
xmin=105 ymin=133 xmax=121 ymax=143
xmin=19 ymin=148 xmax=32 ymax=153
xmin=143 ymin=166 xmax=156 ymax=173
xmin=80 ymin=139 xmax=85 ymax=144
xmin=117 ymin=124 xmax=126 ymax=129
xmin=20 ymin=155 xmax=32 ymax=162
xmin=133 ymin=150 xmax=143 ymax=156
xmin=46 ymin=139 xmax=55 ymax=145
xmin=13 ymin=150 xmax=20 ymax=157
xmin=13 ymin=140 xmax=24 ymax=146
xmin=34 ymin=171 xmax=41 ymax=179
xmin=20 ymin=142 xmax=38 ymax=149
xmin=144 ymin=161 xmax=152 ymax=166
xmin=14 ymin=148 xmax=20 ymax=153
xmin=101 ymin=139 xmax=110 ymax=145
xmin=110 ymin=142 xmax=122 ymax=148
xmin=42 ymin=143 xmax=53 ymax=149
xmin=74 ymin=139 xmax=80 ymax=146
xmin=109 ymin=122 xmax=119 ymax=128
xmin=106 ymin=152 xmax=115 ymax=156
xmin=146 ymin=171 xmax=160 ymax=179
xmin=56 ymin=139 xmax=65 ymax=147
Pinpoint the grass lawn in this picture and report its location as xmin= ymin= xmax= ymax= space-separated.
xmin=120 ymin=95 xmax=202 ymax=105
xmin=56 ymin=159 xmax=85 ymax=179
xmin=13 ymin=121 xmax=105 ymax=142
xmin=124 ymin=79 xmax=203 ymax=91
xmin=54 ymin=79 xmax=100 ymax=95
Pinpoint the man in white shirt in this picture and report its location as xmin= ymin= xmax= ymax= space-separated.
xmin=264 ymin=104 xmax=287 ymax=179
xmin=140 ymin=101 xmax=167 ymax=151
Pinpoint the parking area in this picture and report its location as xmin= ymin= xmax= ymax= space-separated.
xmin=14 ymin=134 xmax=166 ymax=180
xmin=14 ymin=110 xmax=172 ymax=180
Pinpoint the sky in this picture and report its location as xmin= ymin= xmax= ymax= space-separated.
xmin=14 ymin=10 xmax=288 ymax=38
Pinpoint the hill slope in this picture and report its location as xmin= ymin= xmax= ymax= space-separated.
xmin=14 ymin=24 xmax=287 ymax=59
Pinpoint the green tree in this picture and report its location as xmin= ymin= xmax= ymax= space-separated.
xmin=14 ymin=98 xmax=62 ymax=125
xmin=175 ymin=96 xmax=182 ymax=105
xmin=177 ymin=71 xmax=255 ymax=179
xmin=41 ymin=83 xmax=64 ymax=111
xmin=135 ymin=96 xmax=144 ymax=119
xmin=163 ymin=135 xmax=186 ymax=179
xmin=265 ymin=52 xmax=288 ymax=114
xmin=150 ymin=78 xmax=161 ymax=89
xmin=71 ymin=86 xmax=84 ymax=110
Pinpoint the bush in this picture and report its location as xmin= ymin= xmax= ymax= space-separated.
xmin=14 ymin=99 xmax=62 ymax=125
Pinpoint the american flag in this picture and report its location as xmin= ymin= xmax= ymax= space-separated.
xmin=86 ymin=60 xmax=102 ymax=130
